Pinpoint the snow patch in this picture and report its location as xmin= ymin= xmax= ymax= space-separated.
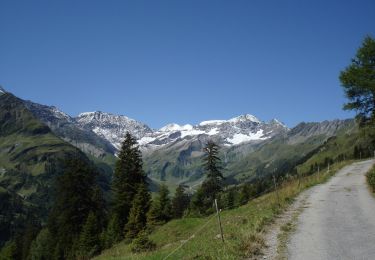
xmin=138 ymin=136 xmax=157 ymax=145
xmin=228 ymin=114 xmax=261 ymax=124
xmin=199 ymin=120 xmax=226 ymax=126
xmin=226 ymin=130 xmax=268 ymax=145
xmin=160 ymin=123 xmax=193 ymax=132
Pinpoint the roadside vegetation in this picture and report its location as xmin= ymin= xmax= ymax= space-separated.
xmin=96 ymin=160 xmax=351 ymax=259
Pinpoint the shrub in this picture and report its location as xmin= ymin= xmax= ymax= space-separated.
xmin=130 ymin=231 xmax=156 ymax=253
xmin=367 ymin=166 xmax=375 ymax=192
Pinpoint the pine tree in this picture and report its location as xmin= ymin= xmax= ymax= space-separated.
xmin=202 ymin=141 xmax=224 ymax=196
xmin=171 ymin=185 xmax=190 ymax=218
xmin=124 ymin=183 xmax=151 ymax=240
xmin=202 ymin=141 xmax=224 ymax=199
xmin=103 ymin=214 xmax=122 ymax=248
xmin=238 ymin=184 xmax=252 ymax=206
xmin=340 ymin=36 xmax=375 ymax=125
xmin=190 ymin=141 xmax=224 ymax=215
xmin=224 ymin=189 xmax=236 ymax=209
xmin=47 ymin=155 xmax=103 ymax=259
xmin=29 ymin=229 xmax=53 ymax=260
xmin=147 ymin=184 xmax=172 ymax=225
xmin=78 ymin=211 xmax=101 ymax=258
xmin=112 ymin=132 xmax=147 ymax=235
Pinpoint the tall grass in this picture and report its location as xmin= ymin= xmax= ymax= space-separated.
xmin=367 ymin=165 xmax=375 ymax=192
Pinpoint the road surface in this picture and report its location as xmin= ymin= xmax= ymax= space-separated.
xmin=287 ymin=159 xmax=375 ymax=260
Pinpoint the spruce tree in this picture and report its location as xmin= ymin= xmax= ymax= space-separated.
xmin=201 ymin=141 xmax=224 ymax=200
xmin=190 ymin=141 xmax=224 ymax=215
xmin=147 ymin=184 xmax=172 ymax=225
xmin=238 ymin=184 xmax=252 ymax=206
xmin=171 ymin=185 xmax=190 ymax=218
xmin=124 ymin=183 xmax=151 ymax=240
xmin=112 ymin=132 xmax=147 ymax=235
xmin=224 ymin=189 xmax=236 ymax=209
xmin=47 ymin=155 xmax=103 ymax=259
xmin=103 ymin=214 xmax=122 ymax=248
xmin=78 ymin=211 xmax=101 ymax=258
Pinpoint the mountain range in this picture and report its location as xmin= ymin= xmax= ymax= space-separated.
xmin=3 ymin=87 xmax=353 ymax=188
xmin=0 ymin=86 xmax=363 ymax=246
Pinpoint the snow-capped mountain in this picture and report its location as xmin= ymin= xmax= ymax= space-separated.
xmin=75 ymin=111 xmax=153 ymax=150
xmin=138 ymin=114 xmax=288 ymax=150
xmin=0 ymin=86 xmax=6 ymax=96
xmin=20 ymin=96 xmax=288 ymax=154
xmin=73 ymin=110 xmax=288 ymax=151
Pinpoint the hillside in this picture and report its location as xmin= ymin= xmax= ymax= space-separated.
xmin=0 ymin=92 xmax=95 ymax=246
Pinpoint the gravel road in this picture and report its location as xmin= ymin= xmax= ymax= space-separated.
xmin=287 ymin=159 xmax=375 ymax=260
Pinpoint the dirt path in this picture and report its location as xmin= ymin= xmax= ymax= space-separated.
xmin=286 ymin=159 xmax=375 ymax=260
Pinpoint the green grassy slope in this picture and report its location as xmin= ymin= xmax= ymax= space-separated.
xmin=0 ymin=92 xmax=93 ymax=245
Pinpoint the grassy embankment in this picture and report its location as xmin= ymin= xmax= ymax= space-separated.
xmin=96 ymin=161 xmax=351 ymax=260
xmin=367 ymin=164 xmax=375 ymax=192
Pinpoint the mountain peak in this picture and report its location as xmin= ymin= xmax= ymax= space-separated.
xmin=269 ymin=118 xmax=287 ymax=128
xmin=159 ymin=123 xmax=193 ymax=132
xmin=228 ymin=114 xmax=261 ymax=123
xmin=0 ymin=86 xmax=7 ymax=95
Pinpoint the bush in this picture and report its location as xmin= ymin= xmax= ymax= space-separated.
xmin=367 ymin=166 xmax=375 ymax=192
xmin=130 ymin=231 xmax=156 ymax=253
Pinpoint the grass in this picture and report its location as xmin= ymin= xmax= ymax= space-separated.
xmin=96 ymin=161 xmax=351 ymax=260
xmin=366 ymin=165 xmax=375 ymax=193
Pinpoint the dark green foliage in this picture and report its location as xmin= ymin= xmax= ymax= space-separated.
xmin=171 ymin=185 xmax=190 ymax=218
xmin=238 ymin=184 xmax=253 ymax=206
xmin=130 ymin=231 xmax=156 ymax=253
xmin=103 ymin=214 xmax=122 ymax=248
xmin=147 ymin=184 xmax=172 ymax=226
xmin=190 ymin=141 xmax=224 ymax=215
xmin=223 ymin=189 xmax=236 ymax=209
xmin=77 ymin=211 xmax=101 ymax=259
xmin=0 ymin=240 xmax=18 ymax=260
xmin=367 ymin=167 xmax=375 ymax=192
xmin=340 ymin=36 xmax=375 ymax=125
xmin=19 ymin=219 xmax=41 ymax=260
xmin=203 ymin=141 xmax=224 ymax=185
xmin=47 ymin=156 xmax=104 ymax=259
xmin=189 ymin=187 xmax=215 ymax=216
xmin=29 ymin=229 xmax=53 ymax=260
xmin=112 ymin=132 xmax=147 ymax=236
xmin=124 ymin=183 xmax=151 ymax=239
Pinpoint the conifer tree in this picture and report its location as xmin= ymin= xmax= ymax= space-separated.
xmin=238 ymin=184 xmax=252 ymax=206
xmin=147 ymin=184 xmax=172 ymax=225
xmin=171 ymin=185 xmax=190 ymax=218
xmin=201 ymin=141 xmax=224 ymax=200
xmin=47 ymin=155 xmax=103 ymax=259
xmin=340 ymin=36 xmax=375 ymax=125
xmin=224 ymin=189 xmax=236 ymax=209
xmin=78 ymin=211 xmax=101 ymax=258
xmin=190 ymin=141 xmax=224 ymax=215
xmin=103 ymin=214 xmax=122 ymax=248
xmin=112 ymin=132 xmax=147 ymax=234
xmin=124 ymin=183 xmax=151 ymax=239
xmin=29 ymin=229 xmax=53 ymax=260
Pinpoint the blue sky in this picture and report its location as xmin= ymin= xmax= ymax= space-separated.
xmin=1 ymin=0 xmax=374 ymax=128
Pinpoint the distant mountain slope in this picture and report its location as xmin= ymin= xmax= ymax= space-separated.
xmin=0 ymin=91 xmax=93 ymax=246
xmin=226 ymin=119 xmax=356 ymax=183
xmin=4 ymin=87 xmax=357 ymax=189
xmin=24 ymin=101 xmax=117 ymax=157
xmin=143 ymin=119 xmax=356 ymax=187
xmin=75 ymin=111 xmax=153 ymax=150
